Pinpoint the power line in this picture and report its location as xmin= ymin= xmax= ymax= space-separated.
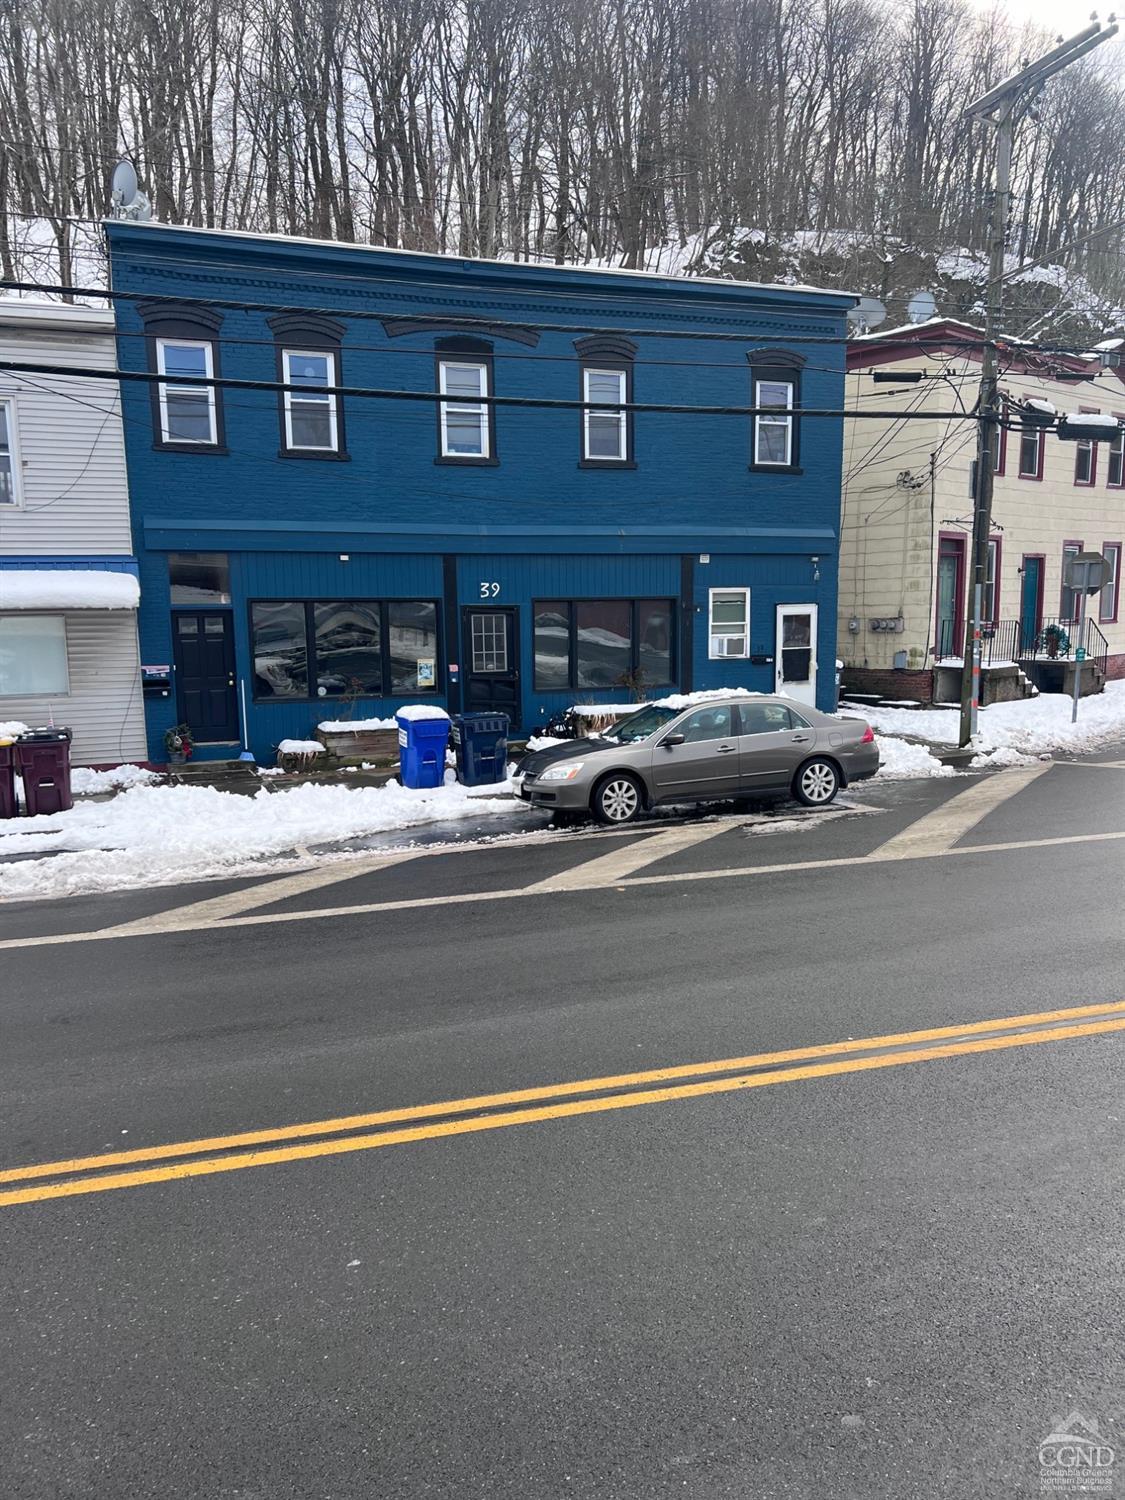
xmin=0 ymin=356 xmax=987 ymax=421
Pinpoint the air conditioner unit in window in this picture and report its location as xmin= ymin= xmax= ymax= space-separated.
xmin=713 ymin=636 xmax=747 ymax=657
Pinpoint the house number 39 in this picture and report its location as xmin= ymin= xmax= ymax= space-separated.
xmin=479 ymin=582 xmax=500 ymax=598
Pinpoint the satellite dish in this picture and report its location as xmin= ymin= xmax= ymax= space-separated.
xmin=847 ymin=296 xmax=887 ymax=334
xmin=110 ymin=160 xmax=138 ymax=209
xmin=907 ymin=289 xmax=938 ymax=324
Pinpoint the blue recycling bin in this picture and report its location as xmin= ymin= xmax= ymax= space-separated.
xmin=452 ymin=713 xmax=510 ymax=786
xmin=396 ymin=710 xmax=451 ymax=790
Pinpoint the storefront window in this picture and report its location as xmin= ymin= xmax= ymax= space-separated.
xmin=388 ymin=601 xmax=438 ymax=693
xmin=533 ymin=602 xmax=570 ymax=689
xmin=313 ymin=602 xmax=381 ymax=698
xmin=575 ymin=600 xmax=632 ymax=689
xmin=251 ymin=601 xmax=308 ymax=698
xmin=637 ymin=600 xmax=673 ymax=685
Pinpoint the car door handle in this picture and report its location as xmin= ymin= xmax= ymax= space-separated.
xmin=716 ymin=744 xmax=737 ymax=753
xmin=791 ymin=734 xmax=811 ymax=743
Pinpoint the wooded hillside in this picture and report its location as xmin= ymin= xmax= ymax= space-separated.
xmin=2 ymin=0 xmax=1122 ymax=339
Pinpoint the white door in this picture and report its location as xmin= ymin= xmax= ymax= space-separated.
xmin=775 ymin=604 xmax=818 ymax=706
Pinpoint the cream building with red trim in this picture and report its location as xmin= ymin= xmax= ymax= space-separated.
xmin=839 ymin=318 xmax=1123 ymax=704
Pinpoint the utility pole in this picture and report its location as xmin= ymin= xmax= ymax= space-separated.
xmin=958 ymin=18 xmax=1118 ymax=747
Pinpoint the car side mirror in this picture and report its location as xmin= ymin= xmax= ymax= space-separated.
xmin=661 ymin=732 xmax=685 ymax=747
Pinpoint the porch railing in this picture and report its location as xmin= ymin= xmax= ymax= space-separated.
xmin=932 ymin=618 xmax=1021 ymax=667
xmin=1022 ymin=616 xmax=1110 ymax=678
xmin=934 ymin=616 xmax=1109 ymax=678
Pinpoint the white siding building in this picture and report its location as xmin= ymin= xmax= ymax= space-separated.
xmin=840 ymin=318 xmax=1124 ymax=704
xmin=0 ymin=303 xmax=146 ymax=764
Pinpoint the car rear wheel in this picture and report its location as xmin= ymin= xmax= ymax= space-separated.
xmin=592 ymin=772 xmax=643 ymax=825
xmin=793 ymin=757 xmax=840 ymax=807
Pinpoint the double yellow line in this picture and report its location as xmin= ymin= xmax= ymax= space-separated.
xmin=4 ymin=999 xmax=1125 ymax=1208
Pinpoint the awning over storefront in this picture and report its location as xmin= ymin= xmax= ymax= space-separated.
xmin=0 ymin=569 xmax=140 ymax=610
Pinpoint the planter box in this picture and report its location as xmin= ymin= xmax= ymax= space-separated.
xmin=316 ymin=727 xmax=400 ymax=763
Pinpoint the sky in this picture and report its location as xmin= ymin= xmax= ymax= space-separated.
xmin=982 ymin=0 xmax=1123 ymax=61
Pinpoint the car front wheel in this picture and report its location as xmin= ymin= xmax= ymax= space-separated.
xmin=593 ymin=772 xmax=643 ymax=825
xmin=793 ymin=757 xmax=840 ymax=807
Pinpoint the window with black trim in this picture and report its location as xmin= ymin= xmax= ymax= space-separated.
xmin=748 ymin=351 xmax=803 ymax=471
xmin=575 ymin=335 xmax=636 ymax=467
xmin=267 ymin=312 xmax=346 ymax=458
xmin=532 ymin=598 xmax=674 ymax=690
xmin=251 ymin=600 xmax=439 ymax=700
xmin=138 ymin=300 xmax=225 ymax=451
xmin=435 ymin=337 xmax=496 ymax=463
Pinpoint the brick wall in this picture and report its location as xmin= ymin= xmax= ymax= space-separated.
xmin=841 ymin=667 xmax=934 ymax=702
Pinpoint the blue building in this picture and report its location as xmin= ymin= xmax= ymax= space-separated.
xmin=105 ymin=222 xmax=853 ymax=763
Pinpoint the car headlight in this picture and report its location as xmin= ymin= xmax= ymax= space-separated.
xmin=539 ymin=761 xmax=585 ymax=782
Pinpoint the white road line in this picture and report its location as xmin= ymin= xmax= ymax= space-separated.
xmin=98 ymin=848 xmax=427 ymax=936
xmin=2 ymin=824 xmax=1123 ymax=952
xmin=868 ymin=764 xmax=1052 ymax=861
xmin=523 ymin=821 xmax=733 ymax=892
xmin=1052 ymin=759 xmax=1125 ymax=770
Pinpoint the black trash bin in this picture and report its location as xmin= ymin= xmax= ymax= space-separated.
xmin=0 ymin=738 xmax=17 ymax=819
xmin=17 ymin=728 xmax=74 ymax=815
xmin=452 ymin=713 xmax=510 ymax=786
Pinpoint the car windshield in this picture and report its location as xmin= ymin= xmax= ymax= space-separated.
xmin=599 ymin=705 xmax=680 ymax=743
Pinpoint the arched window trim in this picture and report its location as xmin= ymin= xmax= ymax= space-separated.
xmin=575 ymin=335 xmax=636 ymax=469
xmin=268 ymin=313 xmax=347 ymax=460
xmin=434 ymin=335 xmax=498 ymax=466
xmin=383 ymin=317 xmax=539 ymax=348
xmin=138 ymin=301 xmax=226 ymax=452
xmin=747 ymin=349 xmax=803 ymax=474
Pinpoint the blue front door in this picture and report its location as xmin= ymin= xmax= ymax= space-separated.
xmin=1020 ymin=557 xmax=1042 ymax=651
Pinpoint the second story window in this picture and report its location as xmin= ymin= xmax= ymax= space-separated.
xmin=283 ymin=350 xmax=338 ymax=452
xmin=0 ymin=397 xmax=20 ymax=505
xmin=1018 ymin=425 xmax=1043 ymax=479
xmin=439 ymin=360 xmax=489 ymax=458
xmin=1074 ymin=410 xmax=1097 ymax=486
xmin=1108 ymin=424 xmax=1124 ymax=488
xmin=748 ymin=352 xmax=803 ymax=472
xmin=583 ymin=369 xmax=628 ymax=461
xmin=432 ymin=336 xmax=496 ymax=465
xmin=575 ymin=335 xmax=636 ymax=468
xmin=268 ymin=312 xmax=346 ymax=459
xmin=139 ymin=300 xmax=225 ymax=452
xmin=156 ymin=339 xmax=216 ymax=445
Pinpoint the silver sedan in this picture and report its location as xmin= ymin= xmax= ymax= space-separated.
xmin=514 ymin=695 xmax=879 ymax=825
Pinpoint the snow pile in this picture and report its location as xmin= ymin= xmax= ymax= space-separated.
xmin=71 ymin=764 xmax=161 ymax=795
xmin=0 ymin=721 xmax=29 ymax=740
xmin=395 ymin=705 xmax=450 ymax=722
xmin=873 ymin=736 xmax=956 ymax=780
xmin=276 ymin=739 xmax=323 ymax=756
xmin=840 ymin=681 xmax=1125 ymax=758
xmin=524 ymin=735 xmax=567 ymax=752
xmin=969 ymin=745 xmax=1039 ymax=770
xmin=0 ymin=570 xmax=140 ymax=610
xmin=317 ymin=716 xmax=398 ymax=732
xmin=0 ymin=776 xmax=518 ymax=900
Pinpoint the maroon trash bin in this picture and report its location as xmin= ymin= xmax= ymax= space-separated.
xmin=0 ymin=740 xmax=17 ymax=819
xmin=16 ymin=728 xmax=73 ymax=815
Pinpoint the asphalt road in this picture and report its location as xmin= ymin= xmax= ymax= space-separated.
xmin=2 ymin=753 xmax=1124 ymax=1499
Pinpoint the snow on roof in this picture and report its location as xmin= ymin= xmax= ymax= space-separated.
xmin=1025 ymin=398 xmax=1057 ymax=414
xmin=0 ymin=570 xmax=140 ymax=610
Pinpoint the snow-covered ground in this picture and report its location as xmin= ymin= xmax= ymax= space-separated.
xmin=0 ymin=775 xmax=517 ymax=901
xmin=843 ymin=682 xmax=1125 ymax=764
